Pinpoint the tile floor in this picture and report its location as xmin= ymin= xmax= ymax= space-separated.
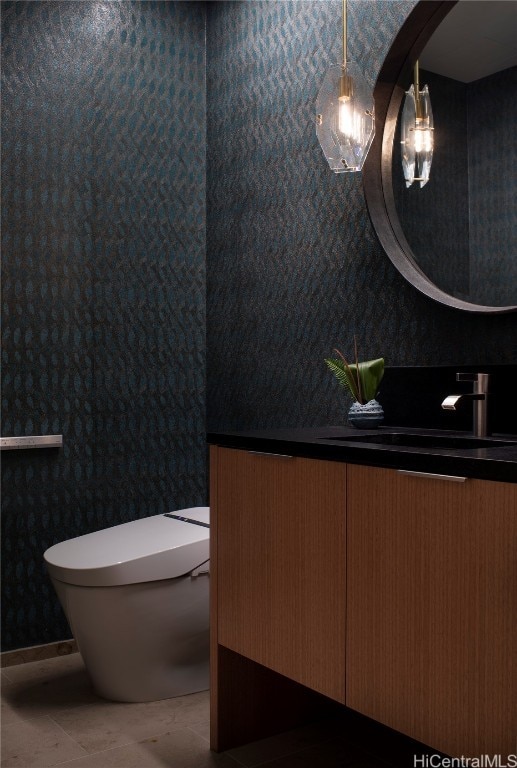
xmin=1 ymin=653 xmax=410 ymax=768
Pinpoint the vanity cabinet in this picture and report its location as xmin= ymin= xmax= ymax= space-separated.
xmin=211 ymin=446 xmax=347 ymax=703
xmin=346 ymin=464 xmax=517 ymax=757
xmin=210 ymin=444 xmax=517 ymax=756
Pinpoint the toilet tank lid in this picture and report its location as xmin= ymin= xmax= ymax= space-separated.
xmin=43 ymin=507 xmax=210 ymax=587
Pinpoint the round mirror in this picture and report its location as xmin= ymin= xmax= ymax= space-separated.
xmin=363 ymin=0 xmax=517 ymax=314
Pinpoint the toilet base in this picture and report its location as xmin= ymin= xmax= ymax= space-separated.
xmin=51 ymin=571 xmax=209 ymax=703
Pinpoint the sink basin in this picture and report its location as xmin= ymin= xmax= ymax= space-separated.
xmin=319 ymin=433 xmax=517 ymax=450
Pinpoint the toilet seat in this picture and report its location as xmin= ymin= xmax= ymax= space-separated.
xmin=44 ymin=507 xmax=209 ymax=588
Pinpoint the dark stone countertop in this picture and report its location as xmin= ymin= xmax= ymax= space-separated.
xmin=207 ymin=425 xmax=517 ymax=484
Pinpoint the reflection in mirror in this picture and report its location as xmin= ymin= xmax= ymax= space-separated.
xmin=391 ymin=1 xmax=517 ymax=308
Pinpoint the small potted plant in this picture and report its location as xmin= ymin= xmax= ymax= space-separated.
xmin=324 ymin=341 xmax=384 ymax=428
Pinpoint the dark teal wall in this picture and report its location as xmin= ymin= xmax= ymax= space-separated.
xmin=206 ymin=0 xmax=517 ymax=433
xmin=1 ymin=1 xmax=206 ymax=651
xmin=469 ymin=66 xmax=517 ymax=306
xmin=2 ymin=0 xmax=516 ymax=652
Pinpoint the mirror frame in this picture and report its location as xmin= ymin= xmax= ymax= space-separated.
xmin=362 ymin=0 xmax=517 ymax=314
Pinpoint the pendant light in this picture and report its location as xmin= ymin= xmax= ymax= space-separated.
xmin=316 ymin=0 xmax=375 ymax=173
xmin=401 ymin=60 xmax=434 ymax=187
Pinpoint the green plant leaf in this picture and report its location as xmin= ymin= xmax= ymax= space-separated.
xmin=356 ymin=358 xmax=384 ymax=402
xmin=325 ymin=356 xmax=384 ymax=404
xmin=324 ymin=358 xmax=359 ymax=401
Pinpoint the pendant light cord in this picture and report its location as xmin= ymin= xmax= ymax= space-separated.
xmin=414 ymin=60 xmax=422 ymax=119
xmin=342 ymin=0 xmax=347 ymax=66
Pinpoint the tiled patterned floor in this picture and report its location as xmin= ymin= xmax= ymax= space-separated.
xmin=1 ymin=653 xmax=398 ymax=767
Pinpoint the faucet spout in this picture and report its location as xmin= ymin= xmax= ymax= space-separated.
xmin=441 ymin=393 xmax=485 ymax=411
xmin=441 ymin=394 xmax=464 ymax=411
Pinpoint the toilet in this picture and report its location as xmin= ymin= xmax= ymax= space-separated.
xmin=44 ymin=507 xmax=210 ymax=703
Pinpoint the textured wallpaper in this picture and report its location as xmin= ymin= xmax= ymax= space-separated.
xmin=206 ymin=0 xmax=517 ymax=434
xmin=468 ymin=66 xmax=517 ymax=307
xmin=2 ymin=0 xmax=516 ymax=653
xmin=1 ymin=1 xmax=206 ymax=650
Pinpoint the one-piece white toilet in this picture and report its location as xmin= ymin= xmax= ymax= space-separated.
xmin=44 ymin=507 xmax=210 ymax=703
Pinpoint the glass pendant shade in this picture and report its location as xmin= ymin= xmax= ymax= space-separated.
xmin=401 ymin=83 xmax=434 ymax=188
xmin=316 ymin=62 xmax=375 ymax=173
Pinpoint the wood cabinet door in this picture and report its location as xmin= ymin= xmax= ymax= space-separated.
xmin=346 ymin=464 xmax=517 ymax=757
xmin=211 ymin=446 xmax=347 ymax=704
